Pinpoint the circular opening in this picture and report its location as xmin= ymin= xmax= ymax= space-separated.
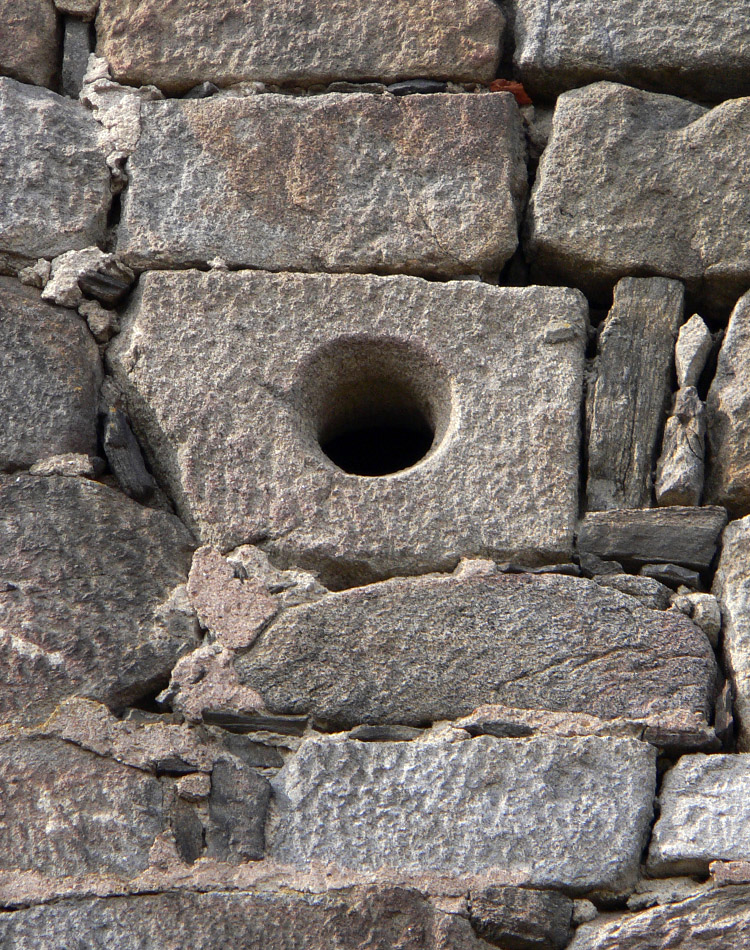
xmin=297 ymin=337 xmax=453 ymax=477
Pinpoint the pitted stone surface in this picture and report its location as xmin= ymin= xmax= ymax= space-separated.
xmin=0 ymin=0 xmax=60 ymax=89
xmin=234 ymin=569 xmax=718 ymax=731
xmin=117 ymin=93 xmax=527 ymax=277
xmin=568 ymin=886 xmax=750 ymax=949
xmin=648 ymin=755 xmax=750 ymax=875
xmin=108 ymin=272 xmax=587 ymax=585
xmin=525 ymin=82 xmax=750 ymax=311
xmin=512 ymin=0 xmax=750 ymax=102
xmin=655 ymin=387 xmax=706 ymax=508
xmin=270 ymin=735 xmax=656 ymax=891
xmin=0 ymin=475 xmax=198 ymax=724
xmin=713 ymin=516 xmax=750 ymax=749
xmin=96 ymin=0 xmax=503 ymax=92
xmin=706 ymin=291 xmax=750 ymax=515
xmin=0 ymin=79 xmax=111 ymax=274
xmin=0 ymin=278 xmax=101 ymax=471
xmin=0 ymin=887 xmax=493 ymax=949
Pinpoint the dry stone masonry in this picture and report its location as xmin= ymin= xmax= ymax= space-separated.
xmin=2 ymin=0 xmax=750 ymax=946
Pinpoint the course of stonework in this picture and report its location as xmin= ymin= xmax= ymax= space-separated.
xmin=2 ymin=1 xmax=750 ymax=947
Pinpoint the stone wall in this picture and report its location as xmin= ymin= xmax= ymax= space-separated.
xmin=2 ymin=2 xmax=750 ymax=947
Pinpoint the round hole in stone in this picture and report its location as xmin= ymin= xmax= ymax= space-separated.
xmin=298 ymin=336 xmax=453 ymax=477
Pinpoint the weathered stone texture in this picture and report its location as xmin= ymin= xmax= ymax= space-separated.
xmin=469 ymin=886 xmax=573 ymax=950
xmin=0 ymin=475 xmax=197 ymax=724
xmin=117 ymin=92 xmax=527 ymax=276
xmin=97 ymin=0 xmax=503 ymax=92
xmin=655 ymin=387 xmax=706 ymax=508
xmin=0 ymin=278 xmax=101 ymax=471
xmin=586 ymin=277 xmax=684 ymax=510
xmin=0 ymin=79 xmax=110 ymax=274
xmin=0 ymin=0 xmax=59 ymax=89
xmin=706 ymin=292 xmax=750 ymax=515
xmin=569 ymin=886 xmax=750 ymax=949
xmin=676 ymin=315 xmax=712 ymax=390
xmin=648 ymin=755 xmax=750 ymax=875
xmin=578 ymin=507 xmax=727 ymax=571
xmin=0 ymin=887 xmax=492 ymax=950
xmin=713 ymin=516 xmax=750 ymax=749
xmin=233 ymin=569 xmax=718 ymax=731
xmin=525 ymin=82 xmax=750 ymax=311
xmin=512 ymin=0 xmax=750 ymax=101
xmin=108 ymin=272 xmax=587 ymax=585
xmin=270 ymin=735 xmax=657 ymax=892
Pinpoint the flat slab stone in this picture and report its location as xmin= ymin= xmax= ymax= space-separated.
xmin=568 ymin=886 xmax=750 ymax=949
xmin=0 ymin=278 xmax=101 ymax=471
xmin=0 ymin=887 xmax=492 ymax=949
xmin=0 ymin=79 xmax=110 ymax=275
xmin=117 ymin=92 xmax=526 ymax=277
xmin=577 ymin=507 xmax=728 ymax=572
xmin=648 ymin=755 xmax=750 ymax=875
xmin=269 ymin=735 xmax=657 ymax=893
xmin=713 ymin=516 xmax=750 ymax=749
xmin=96 ymin=0 xmax=503 ymax=92
xmin=0 ymin=474 xmax=198 ymax=725
xmin=512 ymin=0 xmax=750 ymax=102
xmin=706 ymin=291 xmax=750 ymax=516
xmin=108 ymin=272 xmax=587 ymax=585
xmin=525 ymin=82 xmax=750 ymax=312
xmin=234 ymin=569 xmax=718 ymax=732
xmin=0 ymin=0 xmax=59 ymax=88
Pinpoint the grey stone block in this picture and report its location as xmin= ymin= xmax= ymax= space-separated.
xmin=655 ymin=387 xmax=706 ymax=508
xmin=108 ymin=272 xmax=587 ymax=585
xmin=117 ymin=92 xmax=527 ymax=277
xmin=525 ymin=82 xmax=750 ymax=313
xmin=61 ymin=16 xmax=91 ymax=98
xmin=468 ymin=886 xmax=573 ymax=950
xmin=269 ymin=735 xmax=657 ymax=892
xmin=96 ymin=0 xmax=503 ymax=92
xmin=676 ymin=314 xmax=713 ymax=390
xmin=205 ymin=758 xmax=270 ymax=863
xmin=0 ymin=0 xmax=60 ymax=89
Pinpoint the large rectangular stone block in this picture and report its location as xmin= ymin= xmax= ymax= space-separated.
xmin=117 ymin=92 xmax=527 ymax=277
xmin=270 ymin=735 xmax=657 ymax=893
xmin=0 ymin=78 xmax=111 ymax=275
xmin=525 ymin=82 xmax=750 ymax=312
xmin=0 ymin=0 xmax=60 ymax=89
xmin=97 ymin=0 xmax=503 ymax=92
xmin=108 ymin=272 xmax=587 ymax=586
xmin=512 ymin=0 xmax=750 ymax=102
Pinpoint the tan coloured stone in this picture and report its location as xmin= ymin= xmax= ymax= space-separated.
xmin=0 ymin=0 xmax=60 ymax=88
xmin=108 ymin=272 xmax=587 ymax=586
xmin=117 ymin=92 xmax=527 ymax=277
xmin=96 ymin=0 xmax=503 ymax=92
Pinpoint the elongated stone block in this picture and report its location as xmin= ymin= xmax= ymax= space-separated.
xmin=0 ymin=0 xmax=60 ymax=89
xmin=0 ymin=475 xmax=198 ymax=724
xmin=270 ymin=735 xmax=657 ymax=893
xmin=108 ymin=272 xmax=587 ymax=585
xmin=0 ymin=78 xmax=111 ymax=274
xmin=525 ymin=82 xmax=750 ymax=312
xmin=97 ymin=0 xmax=503 ymax=92
xmin=512 ymin=0 xmax=750 ymax=102
xmin=117 ymin=92 xmax=527 ymax=277
xmin=232 ymin=569 xmax=718 ymax=734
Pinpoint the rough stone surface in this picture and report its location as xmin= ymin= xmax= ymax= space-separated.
xmin=96 ymin=0 xmax=503 ymax=92
xmin=0 ymin=887 xmax=493 ymax=949
xmin=232 ymin=568 xmax=718 ymax=730
xmin=706 ymin=291 xmax=750 ymax=515
xmin=61 ymin=16 xmax=91 ymax=98
xmin=468 ymin=886 xmax=573 ymax=950
xmin=42 ymin=247 xmax=134 ymax=308
xmin=713 ymin=516 xmax=750 ymax=749
xmin=0 ymin=0 xmax=60 ymax=88
xmin=685 ymin=593 xmax=722 ymax=648
xmin=512 ymin=0 xmax=750 ymax=102
xmin=676 ymin=315 xmax=713 ymax=390
xmin=587 ymin=277 xmax=684 ymax=510
xmin=108 ymin=272 xmax=587 ymax=585
xmin=28 ymin=453 xmax=104 ymax=479
xmin=117 ymin=93 xmax=527 ymax=277
xmin=0 ymin=79 xmax=110 ymax=275
xmin=525 ymin=83 xmax=750 ymax=311
xmin=0 ymin=475 xmax=198 ymax=724
xmin=593 ymin=574 xmax=672 ymax=611
xmin=205 ymin=758 xmax=271 ymax=863
xmin=577 ymin=507 xmax=727 ymax=571
xmin=270 ymin=735 xmax=657 ymax=892
xmin=569 ymin=886 xmax=750 ymax=949
xmin=55 ymin=0 xmax=99 ymax=17
xmin=0 ymin=278 xmax=101 ymax=471
xmin=655 ymin=387 xmax=706 ymax=508
xmin=648 ymin=755 xmax=750 ymax=875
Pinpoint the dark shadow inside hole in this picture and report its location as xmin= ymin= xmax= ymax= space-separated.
xmin=321 ymin=421 xmax=435 ymax=476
